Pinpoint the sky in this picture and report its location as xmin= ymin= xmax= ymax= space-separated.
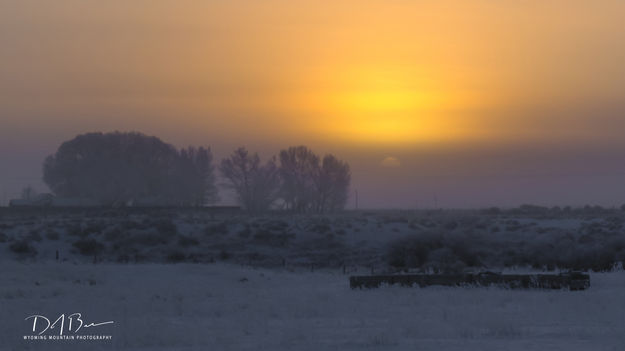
xmin=1 ymin=0 xmax=625 ymax=208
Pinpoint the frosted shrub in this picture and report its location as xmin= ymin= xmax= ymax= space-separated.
xmin=9 ymin=240 xmax=36 ymax=255
xmin=205 ymin=222 xmax=228 ymax=236
xmin=178 ymin=236 xmax=199 ymax=247
xmin=154 ymin=219 xmax=177 ymax=236
xmin=72 ymin=238 xmax=104 ymax=256
xmin=45 ymin=229 xmax=60 ymax=240
xmin=388 ymin=228 xmax=625 ymax=272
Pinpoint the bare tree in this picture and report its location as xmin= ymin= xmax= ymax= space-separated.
xmin=220 ymin=147 xmax=280 ymax=213
xmin=178 ymin=146 xmax=218 ymax=206
xmin=314 ymin=154 xmax=351 ymax=213
xmin=278 ymin=146 xmax=319 ymax=212
xmin=195 ymin=146 xmax=219 ymax=205
xmin=278 ymin=146 xmax=351 ymax=213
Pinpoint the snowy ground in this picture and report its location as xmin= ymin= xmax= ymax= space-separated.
xmin=1 ymin=262 xmax=624 ymax=351
xmin=2 ymin=208 xmax=624 ymax=350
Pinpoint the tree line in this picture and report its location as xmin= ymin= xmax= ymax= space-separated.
xmin=42 ymin=132 xmax=350 ymax=213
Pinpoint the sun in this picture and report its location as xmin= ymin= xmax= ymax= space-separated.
xmin=336 ymin=89 xmax=422 ymax=113
xmin=319 ymin=88 xmax=451 ymax=144
xmin=296 ymin=65 xmax=482 ymax=144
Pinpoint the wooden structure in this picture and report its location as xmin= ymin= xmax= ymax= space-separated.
xmin=349 ymin=272 xmax=590 ymax=290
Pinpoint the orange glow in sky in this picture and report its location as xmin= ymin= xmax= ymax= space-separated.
xmin=3 ymin=0 xmax=625 ymax=149
xmin=3 ymin=1 xmax=625 ymax=207
xmin=299 ymin=66 xmax=489 ymax=144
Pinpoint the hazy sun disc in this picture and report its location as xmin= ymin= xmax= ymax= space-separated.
xmin=298 ymin=65 xmax=488 ymax=145
xmin=380 ymin=156 xmax=401 ymax=168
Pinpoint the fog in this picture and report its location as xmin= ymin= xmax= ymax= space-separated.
xmin=2 ymin=1 xmax=625 ymax=207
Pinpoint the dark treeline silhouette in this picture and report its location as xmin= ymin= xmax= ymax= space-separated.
xmin=219 ymin=147 xmax=281 ymax=214
xmin=43 ymin=132 xmax=217 ymax=206
xmin=220 ymin=146 xmax=350 ymax=213
xmin=278 ymin=146 xmax=350 ymax=213
xmin=42 ymin=132 xmax=350 ymax=213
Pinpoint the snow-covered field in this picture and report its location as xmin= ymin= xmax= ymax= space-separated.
xmin=1 ymin=208 xmax=625 ymax=350
xmin=1 ymin=262 xmax=624 ymax=351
